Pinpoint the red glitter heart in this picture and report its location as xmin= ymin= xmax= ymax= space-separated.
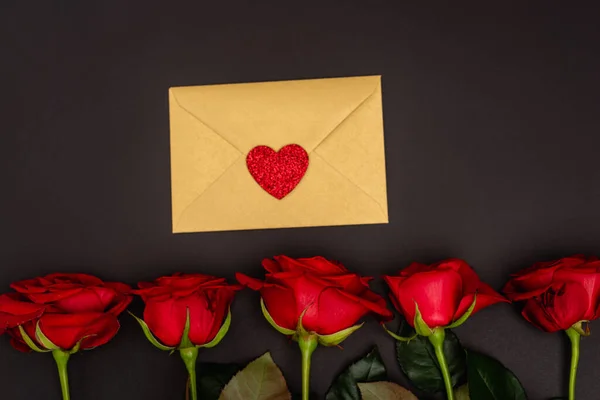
xmin=246 ymin=144 xmax=309 ymax=199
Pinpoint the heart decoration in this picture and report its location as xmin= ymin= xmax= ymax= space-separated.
xmin=246 ymin=144 xmax=309 ymax=199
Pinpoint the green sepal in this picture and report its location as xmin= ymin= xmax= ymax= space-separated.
xmin=179 ymin=308 xmax=194 ymax=349
xmin=35 ymin=321 xmax=60 ymax=351
xmin=383 ymin=324 xmax=418 ymax=342
xmin=413 ymin=303 xmax=433 ymax=337
xmin=18 ymin=325 xmax=50 ymax=353
xmin=296 ymin=307 xmax=311 ymax=340
xmin=69 ymin=339 xmax=83 ymax=354
xmin=317 ymin=322 xmax=364 ymax=346
xmin=261 ymin=298 xmax=296 ymax=336
xmin=200 ymin=307 xmax=232 ymax=348
xmin=571 ymin=320 xmax=590 ymax=337
xmin=129 ymin=311 xmax=176 ymax=351
xmin=446 ymin=294 xmax=477 ymax=329
xmin=68 ymin=334 xmax=96 ymax=354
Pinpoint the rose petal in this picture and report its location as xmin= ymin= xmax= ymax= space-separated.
xmin=143 ymin=298 xmax=187 ymax=347
xmin=236 ymin=273 xmax=266 ymax=291
xmin=437 ymin=259 xmax=481 ymax=294
xmin=395 ymin=269 xmax=463 ymax=328
xmin=261 ymin=285 xmax=298 ymax=331
xmin=53 ymin=288 xmax=112 ymax=313
xmin=521 ymin=298 xmax=563 ymax=332
xmin=45 ymin=273 xmax=105 ymax=287
xmin=555 ymin=264 xmax=600 ymax=320
xmin=301 ymin=287 xmax=369 ymax=334
xmin=79 ymin=314 xmax=120 ymax=349
xmin=262 ymin=259 xmax=283 ymax=274
xmin=39 ymin=313 xmax=116 ymax=350
xmin=25 ymin=287 xmax=86 ymax=304
xmin=522 ymin=282 xmax=590 ymax=332
xmin=503 ymin=256 xmax=589 ymax=301
xmin=398 ymin=262 xmax=434 ymax=277
xmin=188 ymin=289 xmax=234 ymax=345
xmin=454 ymin=282 xmax=508 ymax=321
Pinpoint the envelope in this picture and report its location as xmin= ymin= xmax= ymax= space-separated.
xmin=169 ymin=75 xmax=388 ymax=233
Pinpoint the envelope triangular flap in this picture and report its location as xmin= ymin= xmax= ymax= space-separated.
xmin=169 ymin=90 xmax=242 ymax=226
xmin=313 ymin=79 xmax=387 ymax=215
xmin=169 ymin=76 xmax=380 ymax=153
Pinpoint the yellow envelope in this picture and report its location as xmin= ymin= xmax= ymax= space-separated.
xmin=169 ymin=75 xmax=388 ymax=233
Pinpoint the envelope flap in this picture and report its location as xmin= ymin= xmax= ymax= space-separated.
xmin=170 ymin=76 xmax=380 ymax=153
xmin=313 ymin=79 xmax=387 ymax=212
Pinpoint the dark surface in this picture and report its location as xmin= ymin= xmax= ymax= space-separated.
xmin=1 ymin=2 xmax=599 ymax=399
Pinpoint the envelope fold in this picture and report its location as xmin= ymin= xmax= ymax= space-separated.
xmin=313 ymin=80 xmax=387 ymax=215
xmin=169 ymin=89 xmax=242 ymax=229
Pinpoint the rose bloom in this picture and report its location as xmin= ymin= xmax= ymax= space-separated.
xmin=236 ymin=255 xmax=393 ymax=335
xmin=503 ymin=255 xmax=600 ymax=332
xmin=384 ymin=259 xmax=507 ymax=329
xmin=7 ymin=273 xmax=132 ymax=352
xmin=134 ymin=273 xmax=241 ymax=347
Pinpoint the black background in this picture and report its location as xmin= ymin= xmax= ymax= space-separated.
xmin=1 ymin=2 xmax=599 ymax=399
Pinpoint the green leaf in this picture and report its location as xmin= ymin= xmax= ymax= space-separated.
xmin=455 ymin=384 xmax=470 ymax=400
xmin=35 ymin=321 xmax=60 ymax=351
xmin=261 ymin=298 xmax=296 ymax=336
xmin=197 ymin=362 xmax=241 ymax=400
xmin=18 ymin=325 xmax=49 ymax=353
xmin=129 ymin=312 xmax=175 ymax=351
xmin=466 ymin=350 xmax=527 ymax=400
xmin=396 ymin=323 xmax=466 ymax=394
xmin=326 ymin=347 xmax=387 ymax=400
xmin=318 ymin=323 xmax=363 ymax=347
xmin=446 ymin=294 xmax=477 ymax=329
xmin=357 ymin=382 xmax=418 ymax=400
xmin=201 ymin=308 xmax=232 ymax=348
xmin=218 ymin=352 xmax=291 ymax=400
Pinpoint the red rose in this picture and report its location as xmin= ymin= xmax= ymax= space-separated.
xmin=236 ymin=256 xmax=393 ymax=336
xmin=0 ymin=294 xmax=44 ymax=335
xmin=384 ymin=259 xmax=507 ymax=329
xmin=134 ymin=273 xmax=241 ymax=347
xmin=7 ymin=273 xmax=132 ymax=352
xmin=503 ymin=255 xmax=600 ymax=332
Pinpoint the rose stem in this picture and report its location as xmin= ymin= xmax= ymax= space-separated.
xmin=428 ymin=329 xmax=455 ymax=400
xmin=298 ymin=335 xmax=318 ymax=400
xmin=566 ymin=327 xmax=581 ymax=400
xmin=52 ymin=350 xmax=71 ymax=400
xmin=180 ymin=347 xmax=199 ymax=400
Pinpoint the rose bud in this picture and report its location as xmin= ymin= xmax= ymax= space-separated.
xmin=236 ymin=255 xmax=392 ymax=346
xmin=132 ymin=273 xmax=241 ymax=400
xmin=133 ymin=273 xmax=241 ymax=349
xmin=384 ymin=258 xmax=507 ymax=336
